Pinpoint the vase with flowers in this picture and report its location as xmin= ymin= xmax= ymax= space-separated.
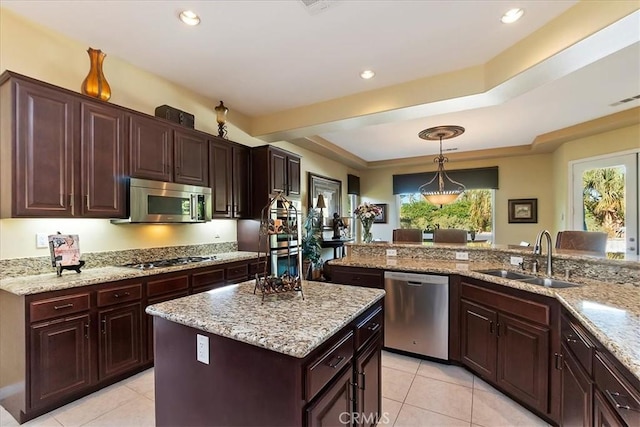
xmin=354 ymin=202 xmax=382 ymax=243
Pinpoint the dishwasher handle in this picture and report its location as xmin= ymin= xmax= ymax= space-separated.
xmin=407 ymin=281 xmax=424 ymax=286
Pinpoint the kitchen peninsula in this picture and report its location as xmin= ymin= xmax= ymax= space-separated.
xmin=329 ymin=242 xmax=639 ymax=426
xmin=146 ymin=280 xmax=385 ymax=427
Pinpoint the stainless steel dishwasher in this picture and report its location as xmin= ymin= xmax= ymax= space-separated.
xmin=384 ymin=271 xmax=449 ymax=360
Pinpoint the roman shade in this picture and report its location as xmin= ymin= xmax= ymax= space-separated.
xmin=393 ymin=166 xmax=499 ymax=194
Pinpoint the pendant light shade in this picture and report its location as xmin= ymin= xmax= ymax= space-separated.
xmin=418 ymin=125 xmax=466 ymax=206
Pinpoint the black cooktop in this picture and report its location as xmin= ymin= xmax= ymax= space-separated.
xmin=121 ymin=256 xmax=216 ymax=270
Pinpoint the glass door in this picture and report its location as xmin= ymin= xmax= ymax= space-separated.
xmin=571 ymin=152 xmax=639 ymax=259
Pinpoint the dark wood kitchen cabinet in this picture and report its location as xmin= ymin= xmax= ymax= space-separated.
xmin=561 ymin=342 xmax=593 ymax=427
xmin=209 ymin=138 xmax=250 ymax=218
xmin=173 ymin=128 xmax=208 ymax=186
xmin=98 ymin=303 xmax=142 ymax=381
xmin=0 ymin=72 xmax=127 ymax=218
xmin=129 ymin=114 xmax=173 ymax=182
xmin=29 ymin=314 xmax=91 ymax=410
xmin=250 ymin=145 xmax=301 ymax=217
xmin=130 ymin=120 xmax=208 ymax=186
xmin=306 ymin=366 xmax=353 ymax=427
xmin=459 ymin=278 xmax=554 ymax=419
xmin=329 ymin=266 xmax=384 ymax=289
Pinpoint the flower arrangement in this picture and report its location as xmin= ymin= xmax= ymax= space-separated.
xmin=354 ymin=202 xmax=382 ymax=243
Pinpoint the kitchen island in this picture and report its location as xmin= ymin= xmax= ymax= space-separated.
xmin=146 ymin=280 xmax=385 ymax=427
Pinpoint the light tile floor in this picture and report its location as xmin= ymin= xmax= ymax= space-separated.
xmin=1 ymin=351 xmax=550 ymax=426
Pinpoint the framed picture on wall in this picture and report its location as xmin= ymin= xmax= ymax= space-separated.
xmin=373 ymin=204 xmax=388 ymax=223
xmin=308 ymin=173 xmax=342 ymax=228
xmin=508 ymin=198 xmax=538 ymax=223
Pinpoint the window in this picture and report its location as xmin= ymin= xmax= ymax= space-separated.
xmin=398 ymin=189 xmax=494 ymax=242
xmin=571 ymin=151 xmax=639 ymax=259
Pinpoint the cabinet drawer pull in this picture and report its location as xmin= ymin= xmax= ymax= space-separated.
xmin=113 ymin=292 xmax=130 ymax=299
xmin=366 ymin=322 xmax=380 ymax=332
xmin=54 ymin=303 xmax=74 ymax=310
xmin=327 ymin=355 xmax=345 ymax=368
xmin=606 ymin=390 xmax=640 ymax=412
xmin=358 ymin=371 xmax=366 ymax=390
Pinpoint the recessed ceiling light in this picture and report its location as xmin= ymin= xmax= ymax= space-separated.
xmin=360 ymin=70 xmax=375 ymax=80
xmin=501 ymin=8 xmax=524 ymax=24
xmin=179 ymin=10 xmax=200 ymax=26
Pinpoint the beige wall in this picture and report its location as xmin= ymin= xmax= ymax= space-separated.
xmin=0 ymin=9 xmax=350 ymax=260
xmin=552 ymin=124 xmax=640 ymax=231
xmin=359 ymin=154 xmax=555 ymax=246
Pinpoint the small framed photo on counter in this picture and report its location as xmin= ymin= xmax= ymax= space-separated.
xmin=508 ymin=198 xmax=538 ymax=223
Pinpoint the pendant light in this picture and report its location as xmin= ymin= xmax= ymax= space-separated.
xmin=418 ymin=125 xmax=466 ymax=205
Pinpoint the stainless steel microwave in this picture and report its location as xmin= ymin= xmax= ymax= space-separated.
xmin=112 ymin=178 xmax=212 ymax=224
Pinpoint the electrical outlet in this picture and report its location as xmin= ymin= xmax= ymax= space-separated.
xmin=36 ymin=233 xmax=49 ymax=249
xmin=196 ymin=334 xmax=209 ymax=364
xmin=510 ymin=256 xmax=524 ymax=266
xmin=455 ymin=252 xmax=469 ymax=260
xmin=386 ymin=249 xmax=397 ymax=257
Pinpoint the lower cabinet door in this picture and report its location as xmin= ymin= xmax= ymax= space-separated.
xmin=98 ymin=303 xmax=142 ymax=380
xmin=306 ymin=365 xmax=354 ymax=427
xmin=355 ymin=337 xmax=382 ymax=427
xmin=496 ymin=312 xmax=549 ymax=413
xmin=593 ymin=388 xmax=625 ymax=427
xmin=29 ymin=314 xmax=91 ymax=409
xmin=561 ymin=345 xmax=592 ymax=427
xmin=460 ymin=299 xmax=497 ymax=380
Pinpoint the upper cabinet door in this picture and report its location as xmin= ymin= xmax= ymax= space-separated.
xmin=232 ymin=144 xmax=250 ymax=218
xmin=13 ymin=80 xmax=77 ymax=217
xmin=129 ymin=115 xmax=172 ymax=182
xmin=270 ymin=149 xmax=287 ymax=194
xmin=80 ymin=101 xmax=127 ymax=218
xmin=209 ymin=139 xmax=233 ymax=218
xmin=287 ymin=156 xmax=301 ymax=197
xmin=174 ymin=129 xmax=208 ymax=187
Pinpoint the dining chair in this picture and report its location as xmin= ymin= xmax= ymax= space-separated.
xmin=555 ymin=231 xmax=607 ymax=255
xmin=392 ymin=228 xmax=423 ymax=243
xmin=433 ymin=228 xmax=467 ymax=244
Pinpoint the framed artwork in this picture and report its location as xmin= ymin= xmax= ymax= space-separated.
xmin=308 ymin=173 xmax=342 ymax=228
xmin=373 ymin=203 xmax=388 ymax=223
xmin=508 ymin=198 xmax=538 ymax=223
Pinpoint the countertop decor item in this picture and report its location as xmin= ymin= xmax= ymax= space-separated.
xmin=354 ymin=202 xmax=382 ymax=243
xmin=215 ymin=100 xmax=228 ymax=138
xmin=81 ymin=47 xmax=111 ymax=101
xmin=418 ymin=125 xmax=466 ymax=206
xmin=256 ymin=192 xmax=303 ymax=301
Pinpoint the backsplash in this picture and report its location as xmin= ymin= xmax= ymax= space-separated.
xmin=0 ymin=242 xmax=238 ymax=279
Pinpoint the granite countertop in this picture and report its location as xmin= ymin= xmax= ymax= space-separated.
xmin=0 ymin=251 xmax=258 ymax=296
xmin=331 ymin=256 xmax=640 ymax=381
xmin=146 ymin=280 xmax=385 ymax=359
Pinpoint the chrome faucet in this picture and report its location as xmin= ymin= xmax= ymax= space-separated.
xmin=533 ymin=230 xmax=553 ymax=276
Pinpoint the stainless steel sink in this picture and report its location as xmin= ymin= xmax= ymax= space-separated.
xmin=477 ymin=269 xmax=535 ymax=280
xmin=476 ymin=269 xmax=580 ymax=288
xmin=519 ymin=277 xmax=580 ymax=288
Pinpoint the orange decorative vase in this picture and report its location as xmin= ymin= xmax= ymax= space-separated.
xmin=81 ymin=48 xmax=111 ymax=101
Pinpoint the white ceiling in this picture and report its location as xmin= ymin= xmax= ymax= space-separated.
xmin=3 ymin=0 xmax=639 ymax=162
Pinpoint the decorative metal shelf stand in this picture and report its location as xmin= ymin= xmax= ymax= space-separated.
xmin=254 ymin=192 xmax=304 ymax=302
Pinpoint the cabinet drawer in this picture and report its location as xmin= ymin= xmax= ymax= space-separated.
xmin=97 ymin=283 xmax=142 ymax=307
xmin=192 ymin=268 xmax=225 ymax=288
xmin=305 ymin=331 xmax=354 ymax=402
xmin=30 ymin=293 xmax=90 ymax=323
xmin=249 ymin=260 xmax=267 ymax=276
xmin=332 ymin=267 xmax=383 ymax=289
xmin=594 ymin=352 xmax=640 ymax=427
xmin=226 ymin=263 xmax=249 ymax=281
xmin=561 ymin=314 xmax=594 ymax=375
xmin=147 ymin=275 xmax=189 ymax=297
xmin=461 ymin=282 xmax=549 ymax=325
xmin=355 ymin=305 xmax=383 ymax=352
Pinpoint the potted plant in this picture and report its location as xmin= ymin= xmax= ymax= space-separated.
xmin=302 ymin=209 xmax=323 ymax=279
